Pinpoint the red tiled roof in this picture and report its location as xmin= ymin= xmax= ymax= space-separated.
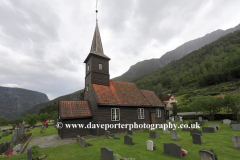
xmin=59 ymin=101 xmax=92 ymax=118
xmin=92 ymin=80 xmax=151 ymax=106
xmin=141 ymin=90 xmax=165 ymax=107
xmin=163 ymin=95 xmax=173 ymax=101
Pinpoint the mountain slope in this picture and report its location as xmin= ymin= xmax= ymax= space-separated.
xmin=21 ymin=89 xmax=84 ymax=117
xmin=114 ymin=23 xmax=240 ymax=82
xmin=0 ymin=86 xmax=49 ymax=119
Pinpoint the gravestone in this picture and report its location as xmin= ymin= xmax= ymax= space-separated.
xmin=80 ymin=137 xmax=85 ymax=147
xmin=76 ymin=135 xmax=80 ymax=143
xmin=199 ymin=117 xmax=203 ymax=121
xmin=164 ymin=143 xmax=182 ymax=158
xmin=1 ymin=133 xmax=3 ymax=137
xmin=22 ymin=123 xmax=25 ymax=137
xmin=231 ymin=124 xmax=240 ymax=131
xmin=180 ymin=121 xmax=184 ymax=125
xmin=203 ymin=120 xmax=208 ymax=123
xmin=221 ymin=120 xmax=223 ymax=124
xmin=105 ymin=131 xmax=110 ymax=138
xmin=192 ymin=133 xmax=202 ymax=144
xmin=202 ymin=127 xmax=215 ymax=133
xmin=127 ymin=130 xmax=133 ymax=135
xmin=171 ymin=130 xmax=179 ymax=141
xmin=230 ymin=123 xmax=240 ymax=128
xmin=124 ymin=135 xmax=133 ymax=145
xmin=101 ymin=147 xmax=113 ymax=160
xmin=163 ymin=128 xmax=170 ymax=134
xmin=146 ymin=140 xmax=153 ymax=151
xmin=143 ymin=128 xmax=150 ymax=132
xmin=175 ymin=115 xmax=178 ymax=121
xmin=0 ymin=143 xmax=3 ymax=155
xmin=27 ymin=149 xmax=32 ymax=160
xmin=230 ymin=135 xmax=240 ymax=149
xmin=179 ymin=116 xmax=183 ymax=121
xmin=237 ymin=120 xmax=240 ymax=123
xmin=149 ymin=131 xmax=160 ymax=139
xmin=171 ymin=117 xmax=174 ymax=122
xmin=199 ymin=150 xmax=215 ymax=160
xmin=223 ymin=119 xmax=231 ymax=125
xmin=208 ymin=124 xmax=220 ymax=130
xmin=190 ymin=129 xmax=202 ymax=136
xmin=182 ymin=128 xmax=191 ymax=132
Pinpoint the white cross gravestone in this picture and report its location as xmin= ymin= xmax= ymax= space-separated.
xmin=146 ymin=140 xmax=153 ymax=151
xmin=172 ymin=117 xmax=174 ymax=122
xmin=179 ymin=116 xmax=183 ymax=121
xmin=199 ymin=117 xmax=202 ymax=121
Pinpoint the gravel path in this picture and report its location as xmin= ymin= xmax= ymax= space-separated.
xmin=24 ymin=134 xmax=75 ymax=153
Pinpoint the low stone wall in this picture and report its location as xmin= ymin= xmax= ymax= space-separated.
xmin=177 ymin=113 xmax=235 ymax=120
xmin=18 ymin=134 xmax=33 ymax=155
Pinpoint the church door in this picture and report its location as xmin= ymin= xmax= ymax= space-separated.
xmin=151 ymin=113 xmax=156 ymax=124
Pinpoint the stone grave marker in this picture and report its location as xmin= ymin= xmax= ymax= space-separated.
xmin=1 ymin=133 xmax=3 ymax=137
xmin=199 ymin=150 xmax=215 ymax=160
xmin=192 ymin=133 xmax=202 ymax=144
xmin=149 ymin=131 xmax=160 ymax=139
xmin=188 ymin=121 xmax=193 ymax=128
xmin=127 ymin=130 xmax=133 ymax=135
xmin=231 ymin=124 xmax=240 ymax=131
xmin=76 ymin=135 xmax=80 ymax=143
xmin=203 ymin=120 xmax=208 ymax=123
xmin=182 ymin=128 xmax=191 ymax=132
xmin=208 ymin=124 xmax=220 ymax=130
xmin=105 ymin=131 xmax=110 ymax=138
xmin=190 ymin=129 xmax=202 ymax=136
xmin=180 ymin=121 xmax=184 ymax=125
xmin=124 ymin=135 xmax=133 ymax=145
xmin=230 ymin=135 xmax=240 ymax=149
xmin=175 ymin=115 xmax=178 ymax=121
xmin=80 ymin=137 xmax=85 ymax=147
xmin=199 ymin=117 xmax=203 ymax=121
xmin=163 ymin=128 xmax=170 ymax=134
xmin=171 ymin=129 xmax=179 ymax=141
xmin=164 ymin=143 xmax=182 ymax=158
xmin=223 ymin=119 xmax=231 ymax=125
xmin=221 ymin=120 xmax=223 ymax=124
xmin=27 ymin=148 xmax=32 ymax=160
xmin=171 ymin=117 xmax=174 ymax=122
xmin=202 ymin=127 xmax=215 ymax=133
xmin=237 ymin=120 xmax=240 ymax=123
xmin=179 ymin=116 xmax=183 ymax=121
xmin=101 ymin=147 xmax=113 ymax=160
xmin=146 ymin=140 xmax=153 ymax=151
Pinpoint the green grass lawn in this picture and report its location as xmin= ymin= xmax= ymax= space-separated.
xmin=5 ymin=120 xmax=240 ymax=160
xmin=27 ymin=126 xmax=58 ymax=137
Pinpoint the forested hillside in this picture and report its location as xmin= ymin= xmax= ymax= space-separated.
xmin=134 ymin=30 xmax=240 ymax=92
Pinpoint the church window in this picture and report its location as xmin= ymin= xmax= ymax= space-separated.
xmin=111 ymin=108 xmax=120 ymax=121
xmin=87 ymin=85 xmax=89 ymax=92
xmin=87 ymin=64 xmax=90 ymax=71
xmin=156 ymin=109 xmax=161 ymax=117
xmin=99 ymin=63 xmax=102 ymax=70
xmin=138 ymin=108 xmax=144 ymax=119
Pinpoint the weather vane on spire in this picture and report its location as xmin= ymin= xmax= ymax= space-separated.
xmin=96 ymin=0 xmax=98 ymax=21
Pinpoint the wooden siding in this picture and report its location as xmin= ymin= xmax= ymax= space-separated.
xmin=84 ymin=83 xmax=99 ymax=136
xmin=91 ymin=56 xmax=109 ymax=75
xmin=98 ymin=106 xmax=149 ymax=135
xmin=59 ymin=118 xmax=92 ymax=139
xmin=91 ymin=72 xmax=109 ymax=86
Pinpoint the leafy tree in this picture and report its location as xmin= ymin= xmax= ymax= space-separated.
xmin=52 ymin=111 xmax=58 ymax=125
xmin=153 ymin=83 xmax=163 ymax=97
xmin=79 ymin=92 xmax=84 ymax=100
xmin=223 ymin=94 xmax=240 ymax=120
xmin=8 ymin=117 xmax=25 ymax=129
xmin=24 ymin=114 xmax=38 ymax=127
xmin=171 ymin=79 xmax=180 ymax=93
xmin=172 ymin=103 xmax=178 ymax=116
xmin=0 ymin=116 xmax=8 ymax=126
xmin=38 ymin=113 xmax=50 ymax=125
xmin=190 ymin=96 xmax=223 ymax=120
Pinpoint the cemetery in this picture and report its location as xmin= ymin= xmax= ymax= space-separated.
xmin=0 ymin=120 xmax=240 ymax=159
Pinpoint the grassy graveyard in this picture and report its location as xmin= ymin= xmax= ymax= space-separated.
xmin=4 ymin=120 xmax=240 ymax=160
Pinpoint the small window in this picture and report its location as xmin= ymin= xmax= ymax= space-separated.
xmin=87 ymin=64 xmax=90 ymax=71
xmin=99 ymin=63 xmax=102 ymax=70
xmin=138 ymin=108 xmax=144 ymax=119
xmin=87 ymin=85 xmax=89 ymax=92
xmin=156 ymin=109 xmax=161 ymax=117
xmin=111 ymin=108 xmax=120 ymax=121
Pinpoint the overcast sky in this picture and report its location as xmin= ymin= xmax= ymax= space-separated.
xmin=1 ymin=0 xmax=240 ymax=100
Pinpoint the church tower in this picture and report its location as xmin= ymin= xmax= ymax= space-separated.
xmin=84 ymin=20 xmax=110 ymax=93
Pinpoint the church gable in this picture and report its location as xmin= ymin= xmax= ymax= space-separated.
xmin=140 ymin=90 xmax=165 ymax=107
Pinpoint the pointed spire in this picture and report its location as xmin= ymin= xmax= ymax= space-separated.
xmin=90 ymin=21 xmax=104 ymax=55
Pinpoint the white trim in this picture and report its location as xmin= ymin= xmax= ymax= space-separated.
xmin=156 ymin=108 xmax=161 ymax=117
xmin=138 ymin=108 xmax=144 ymax=119
xmin=99 ymin=63 xmax=102 ymax=70
xmin=111 ymin=108 xmax=120 ymax=121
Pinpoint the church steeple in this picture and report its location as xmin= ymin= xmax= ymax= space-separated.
xmin=83 ymin=8 xmax=110 ymax=87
